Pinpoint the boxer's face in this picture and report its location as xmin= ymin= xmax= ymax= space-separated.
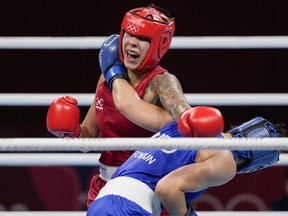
xmin=122 ymin=32 xmax=150 ymax=71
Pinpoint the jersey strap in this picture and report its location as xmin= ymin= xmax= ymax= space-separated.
xmin=229 ymin=116 xmax=281 ymax=173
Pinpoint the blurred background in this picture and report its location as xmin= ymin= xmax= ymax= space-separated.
xmin=0 ymin=0 xmax=287 ymax=212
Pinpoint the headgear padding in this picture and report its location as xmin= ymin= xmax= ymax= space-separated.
xmin=229 ymin=117 xmax=281 ymax=173
xmin=119 ymin=4 xmax=175 ymax=71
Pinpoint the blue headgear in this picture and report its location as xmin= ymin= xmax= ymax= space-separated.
xmin=229 ymin=117 xmax=281 ymax=173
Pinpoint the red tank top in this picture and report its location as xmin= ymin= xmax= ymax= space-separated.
xmin=96 ymin=66 xmax=167 ymax=166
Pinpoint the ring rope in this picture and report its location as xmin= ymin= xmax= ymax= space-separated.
xmin=0 ymin=138 xmax=288 ymax=152
xmin=1 ymin=36 xmax=288 ymax=49
xmin=1 ymin=93 xmax=288 ymax=106
xmin=0 ymin=153 xmax=287 ymax=166
xmin=0 ymin=211 xmax=286 ymax=216
xmin=0 ymin=153 xmax=100 ymax=166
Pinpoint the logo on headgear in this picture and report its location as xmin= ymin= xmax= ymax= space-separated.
xmin=126 ymin=23 xmax=139 ymax=33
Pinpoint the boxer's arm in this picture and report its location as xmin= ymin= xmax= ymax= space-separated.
xmin=155 ymin=150 xmax=236 ymax=215
xmin=112 ymin=78 xmax=173 ymax=132
xmin=149 ymin=72 xmax=191 ymax=120
xmin=79 ymin=74 xmax=104 ymax=137
xmin=155 ymin=108 xmax=231 ymax=215
xmin=112 ymin=71 xmax=189 ymax=132
xmin=151 ymin=73 xmax=225 ymax=137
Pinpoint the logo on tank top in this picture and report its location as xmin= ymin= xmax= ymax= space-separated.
xmin=152 ymin=132 xmax=171 ymax=139
xmin=152 ymin=132 xmax=177 ymax=153
xmin=131 ymin=150 xmax=156 ymax=164
xmin=95 ymin=97 xmax=104 ymax=110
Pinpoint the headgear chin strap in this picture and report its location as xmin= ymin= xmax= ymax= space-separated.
xmin=229 ymin=117 xmax=281 ymax=173
xmin=119 ymin=4 xmax=175 ymax=71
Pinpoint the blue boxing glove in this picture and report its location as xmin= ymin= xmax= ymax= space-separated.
xmin=99 ymin=34 xmax=127 ymax=90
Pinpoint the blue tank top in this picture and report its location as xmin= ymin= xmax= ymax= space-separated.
xmin=112 ymin=117 xmax=280 ymax=201
xmin=112 ymin=121 xmax=206 ymax=201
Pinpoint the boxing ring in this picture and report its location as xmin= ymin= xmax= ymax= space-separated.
xmin=0 ymin=211 xmax=286 ymax=216
xmin=1 ymin=36 xmax=288 ymax=215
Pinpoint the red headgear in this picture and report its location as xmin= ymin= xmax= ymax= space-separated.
xmin=119 ymin=5 xmax=175 ymax=71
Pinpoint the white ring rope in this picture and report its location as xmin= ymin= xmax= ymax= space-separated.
xmin=0 ymin=211 xmax=286 ymax=216
xmin=0 ymin=153 xmax=287 ymax=167
xmin=0 ymin=138 xmax=288 ymax=152
xmin=1 ymin=36 xmax=288 ymax=49
xmin=0 ymin=153 xmax=100 ymax=166
xmin=1 ymin=93 xmax=288 ymax=106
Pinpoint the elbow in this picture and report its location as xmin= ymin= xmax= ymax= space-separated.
xmin=155 ymin=182 xmax=166 ymax=198
xmin=155 ymin=178 xmax=182 ymax=200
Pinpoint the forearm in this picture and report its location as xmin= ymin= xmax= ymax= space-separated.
xmin=112 ymin=79 xmax=140 ymax=113
xmin=156 ymin=154 xmax=236 ymax=215
xmin=156 ymin=182 xmax=187 ymax=215
xmin=112 ymin=79 xmax=173 ymax=132
xmin=155 ymin=163 xmax=208 ymax=214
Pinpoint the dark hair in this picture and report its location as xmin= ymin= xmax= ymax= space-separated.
xmin=149 ymin=4 xmax=171 ymax=17
xmin=274 ymin=122 xmax=288 ymax=153
xmin=228 ymin=119 xmax=287 ymax=137
xmin=274 ymin=122 xmax=287 ymax=137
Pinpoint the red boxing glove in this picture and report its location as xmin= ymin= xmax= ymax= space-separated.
xmin=178 ymin=106 xmax=224 ymax=137
xmin=46 ymin=96 xmax=81 ymax=138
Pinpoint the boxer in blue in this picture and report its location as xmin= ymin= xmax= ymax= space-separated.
xmin=87 ymin=116 xmax=281 ymax=216
xmin=87 ymin=22 xmax=282 ymax=215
